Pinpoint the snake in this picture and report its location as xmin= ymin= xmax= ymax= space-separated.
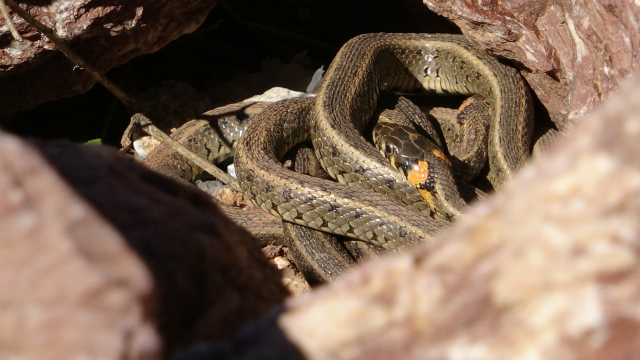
xmin=233 ymin=33 xmax=535 ymax=251
xmin=142 ymin=33 xmax=534 ymax=275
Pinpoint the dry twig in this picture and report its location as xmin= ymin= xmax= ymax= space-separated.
xmin=3 ymin=0 xmax=242 ymax=190
xmin=0 ymin=0 xmax=21 ymax=40
xmin=130 ymin=114 xmax=242 ymax=192
xmin=4 ymin=0 xmax=136 ymax=109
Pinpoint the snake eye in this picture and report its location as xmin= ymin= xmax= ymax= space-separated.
xmin=384 ymin=143 xmax=394 ymax=155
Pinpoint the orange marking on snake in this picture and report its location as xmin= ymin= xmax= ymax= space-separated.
xmin=418 ymin=188 xmax=435 ymax=208
xmin=406 ymin=160 xmax=435 ymax=207
xmin=459 ymin=97 xmax=475 ymax=111
xmin=432 ymin=149 xmax=452 ymax=166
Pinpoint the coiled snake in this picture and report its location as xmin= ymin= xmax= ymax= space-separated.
xmin=234 ymin=33 xmax=534 ymax=252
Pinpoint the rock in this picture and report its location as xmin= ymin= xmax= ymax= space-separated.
xmin=0 ymin=132 xmax=288 ymax=358
xmin=242 ymin=86 xmax=311 ymax=103
xmin=216 ymin=188 xmax=252 ymax=208
xmin=173 ymin=73 xmax=640 ymax=360
xmin=0 ymin=0 xmax=218 ymax=114
xmin=423 ymin=0 xmax=640 ymax=130
xmin=0 ymin=132 xmax=160 ymax=359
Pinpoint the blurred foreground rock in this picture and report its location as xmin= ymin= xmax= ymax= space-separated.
xmin=0 ymin=133 xmax=287 ymax=359
xmin=0 ymin=0 xmax=217 ymax=114
xmin=0 ymin=135 xmax=158 ymax=359
xmin=424 ymin=0 xmax=640 ymax=130
xmin=174 ymin=74 xmax=640 ymax=360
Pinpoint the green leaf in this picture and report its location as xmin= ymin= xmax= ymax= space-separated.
xmin=84 ymin=138 xmax=102 ymax=145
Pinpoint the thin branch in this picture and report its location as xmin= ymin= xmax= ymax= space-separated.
xmin=3 ymin=0 xmax=136 ymax=110
xmin=131 ymin=113 xmax=243 ymax=192
xmin=6 ymin=0 xmax=242 ymax=190
xmin=0 ymin=0 xmax=21 ymax=40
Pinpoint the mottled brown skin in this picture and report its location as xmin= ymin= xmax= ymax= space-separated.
xmin=141 ymin=101 xmax=291 ymax=246
xmin=312 ymin=33 xmax=533 ymax=193
xmin=372 ymin=96 xmax=491 ymax=220
xmin=236 ymin=33 xmax=533 ymax=249
xmin=440 ymin=96 xmax=492 ymax=182
xmin=372 ymin=120 xmax=467 ymax=221
xmin=283 ymin=146 xmax=356 ymax=285
xmin=235 ymin=97 xmax=446 ymax=251
xmin=283 ymin=147 xmax=388 ymax=285
xmin=144 ymin=33 xmax=533 ymax=280
xmin=142 ymin=102 xmax=269 ymax=183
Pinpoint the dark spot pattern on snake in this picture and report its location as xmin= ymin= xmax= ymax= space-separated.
xmin=232 ymin=33 xmax=533 ymax=256
xmin=282 ymin=189 xmax=294 ymax=201
xmin=331 ymin=145 xmax=340 ymax=157
xmin=385 ymin=179 xmax=395 ymax=190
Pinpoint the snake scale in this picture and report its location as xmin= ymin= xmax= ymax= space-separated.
xmin=234 ymin=33 xmax=535 ymax=251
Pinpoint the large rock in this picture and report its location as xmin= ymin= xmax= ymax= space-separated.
xmin=0 ymin=132 xmax=288 ymax=359
xmin=0 ymin=133 xmax=159 ymax=359
xmin=423 ymin=0 xmax=640 ymax=130
xmin=0 ymin=0 xmax=217 ymax=114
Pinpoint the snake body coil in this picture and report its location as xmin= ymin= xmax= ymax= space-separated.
xmin=235 ymin=33 xmax=534 ymax=250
